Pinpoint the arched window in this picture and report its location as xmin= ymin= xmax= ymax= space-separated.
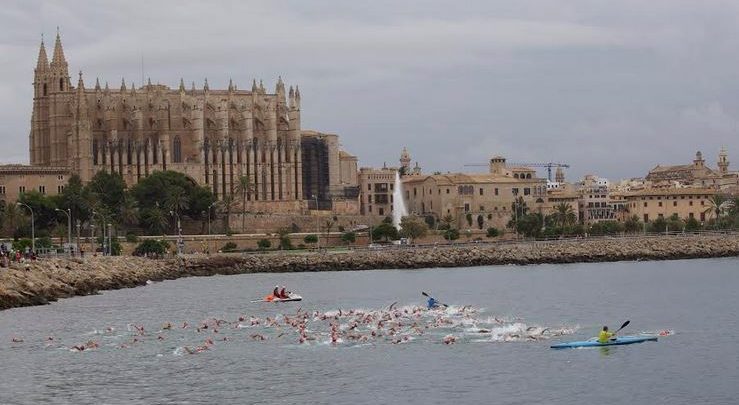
xmin=173 ymin=135 xmax=182 ymax=163
xmin=42 ymin=83 xmax=47 ymax=96
xmin=92 ymin=140 xmax=98 ymax=165
xmin=59 ymin=78 xmax=64 ymax=91
xmin=514 ymin=173 xmax=519 ymax=179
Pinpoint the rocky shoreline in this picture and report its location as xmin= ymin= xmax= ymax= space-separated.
xmin=2 ymin=234 xmax=738 ymax=311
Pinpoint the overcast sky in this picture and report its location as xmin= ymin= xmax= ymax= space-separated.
xmin=2 ymin=0 xmax=739 ymax=180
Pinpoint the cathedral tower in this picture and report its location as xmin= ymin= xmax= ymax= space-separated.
xmin=718 ymin=148 xmax=729 ymax=174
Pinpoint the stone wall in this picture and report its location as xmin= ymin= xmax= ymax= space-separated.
xmin=3 ymin=234 xmax=739 ymax=310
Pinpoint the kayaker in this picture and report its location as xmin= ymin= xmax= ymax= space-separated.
xmin=598 ymin=326 xmax=615 ymax=343
xmin=427 ymin=296 xmax=439 ymax=309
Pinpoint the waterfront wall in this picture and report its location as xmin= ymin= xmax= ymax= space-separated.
xmin=2 ymin=235 xmax=739 ymax=310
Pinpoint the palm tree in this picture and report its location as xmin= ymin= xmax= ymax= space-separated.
xmin=703 ymin=195 xmax=733 ymax=220
xmin=165 ymin=187 xmax=189 ymax=217
xmin=553 ymin=202 xmax=576 ymax=227
xmin=235 ymin=176 xmax=253 ymax=233
xmin=1 ymin=203 xmax=26 ymax=237
xmin=119 ymin=195 xmax=139 ymax=232
xmin=220 ymin=193 xmax=235 ymax=235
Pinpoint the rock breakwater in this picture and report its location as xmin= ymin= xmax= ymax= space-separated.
xmin=2 ymin=235 xmax=738 ymax=310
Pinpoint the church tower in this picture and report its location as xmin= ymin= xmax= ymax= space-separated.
xmin=555 ymin=166 xmax=565 ymax=183
xmin=718 ymin=147 xmax=729 ymax=174
xmin=71 ymin=71 xmax=93 ymax=180
xmin=31 ymin=29 xmax=73 ymax=167
xmin=399 ymin=147 xmax=411 ymax=174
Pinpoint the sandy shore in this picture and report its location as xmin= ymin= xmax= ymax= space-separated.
xmin=2 ymin=234 xmax=738 ymax=310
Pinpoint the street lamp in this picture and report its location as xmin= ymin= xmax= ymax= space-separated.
xmin=207 ymin=202 xmax=217 ymax=254
xmin=55 ymin=208 xmax=72 ymax=254
xmin=170 ymin=210 xmax=182 ymax=255
xmin=107 ymin=223 xmax=113 ymax=255
xmin=92 ymin=210 xmax=106 ymax=256
xmin=16 ymin=202 xmax=35 ymax=253
xmin=312 ymin=194 xmax=320 ymax=250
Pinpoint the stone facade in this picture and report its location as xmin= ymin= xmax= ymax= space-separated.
xmin=358 ymin=166 xmax=397 ymax=217
xmin=619 ymin=187 xmax=717 ymax=224
xmin=21 ymin=31 xmax=358 ymax=215
xmin=0 ymin=165 xmax=69 ymax=204
xmin=402 ymin=156 xmax=548 ymax=230
xmin=646 ymin=150 xmax=739 ymax=191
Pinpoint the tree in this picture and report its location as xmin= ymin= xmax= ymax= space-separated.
xmin=18 ymin=191 xmax=59 ymax=234
xmin=443 ymin=228 xmax=460 ymax=241
xmin=1 ymin=203 xmax=27 ymax=238
xmin=465 ymin=213 xmax=473 ymax=227
xmin=324 ymin=219 xmax=335 ymax=246
xmin=235 ymin=176 xmax=253 ymax=233
xmin=118 ymin=194 xmax=139 ymax=232
xmin=165 ymin=186 xmax=190 ymax=216
xmin=372 ymin=222 xmax=399 ymax=242
xmin=552 ymin=202 xmax=576 ymax=227
xmin=58 ymin=174 xmax=91 ymax=225
xmin=703 ymin=195 xmax=733 ymax=221
xmin=84 ymin=171 xmax=126 ymax=222
xmin=476 ymin=214 xmax=484 ymax=230
xmin=684 ymin=216 xmax=701 ymax=231
xmin=304 ymin=234 xmax=318 ymax=244
xmin=514 ymin=213 xmax=544 ymax=238
xmin=277 ymin=228 xmax=293 ymax=250
xmin=649 ymin=216 xmax=668 ymax=233
xmin=341 ymin=231 xmax=357 ymax=245
xmin=624 ymin=215 xmax=642 ymax=233
xmin=438 ymin=214 xmax=454 ymax=230
xmin=486 ymin=227 xmax=500 ymax=238
xmin=139 ymin=207 xmax=169 ymax=235
xmin=399 ymin=216 xmax=428 ymax=243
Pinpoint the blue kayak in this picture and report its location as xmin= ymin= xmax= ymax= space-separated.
xmin=550 ymin=335 xmax=658 ymax=349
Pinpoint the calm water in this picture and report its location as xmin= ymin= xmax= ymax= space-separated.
xmin=1 ymin=258 xmax=738 ymax=404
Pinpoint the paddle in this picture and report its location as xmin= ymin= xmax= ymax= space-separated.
xmin=613 ymin=320 xmax=630 ymax=335
xmin=421 ymin=291 xmax=448 ymax=308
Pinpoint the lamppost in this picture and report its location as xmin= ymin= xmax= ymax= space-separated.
xmin=107 ymin=223 xmax=113 ymax=255
xmin=16 ymin=202 xmax=35 ymax=253
xmin=92 ymin=210 xmax=106 ymax=256
xmin=55 ymin=208 xmax=72 ymax=254
xmin=312 ymin=194 xmax=320 ymax=250
xmin=207 ymin=202 xmax=217 ymax=254
xmin=170 ymin=210 xmax=182 ymax=255
xmin=76 ymin=220 xmax=81 ymax=248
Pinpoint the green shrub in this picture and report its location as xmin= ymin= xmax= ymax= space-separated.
xmin=257 ymin=239 xmax=272 ymax=250
xmin=126 ymin=233 xmax=139 ymax=243
xmin=12 ymin=239 xmax=32 ymax=252
xmin=133 ymin=239 xmax=169 ymax=256
xmin=221 ymin=242 xmax=238 ymax=252
xmin=486 ymin=227 xmax=500 ymax=238
xmin=303 ymin=234 xmax=318 ymax=244
xmin=443 ymin=228 xmax=460 ymax=241
xmin=341 ymin=231 xmax=357 ymax=244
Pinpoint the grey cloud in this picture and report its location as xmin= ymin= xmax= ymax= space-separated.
xmin=2 ymin=0 xmax=739 ymax=181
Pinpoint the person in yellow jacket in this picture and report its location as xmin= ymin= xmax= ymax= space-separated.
xmin=598 ymin=326 xmax=615 ymax=343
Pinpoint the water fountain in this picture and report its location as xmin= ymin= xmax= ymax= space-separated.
xmin=392 ymin=170 xmax=408 ymax=229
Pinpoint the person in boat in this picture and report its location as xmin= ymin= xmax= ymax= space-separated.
xmin=272 ymin=286 xmax=280 ymax=298
xmin=279 ymin=287 xmax=289 ymax=299
xmin=598 ymin=326 xmax=615 ymax=343
xmin=427 ymin=296 xmax=439 ymax=309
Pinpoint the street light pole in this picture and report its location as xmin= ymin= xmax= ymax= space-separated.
xmin=207 ymin=202 xmax=216 ymax=254
xmin=16 ymin=202 xmax=35 ymax=253
xmin=55 ymin=208 xmax=72 ymax=254
xmin=92 ymin=210 xmax=106 ymax=256
xmin=170 ymin=210 xmax=182 ymax=255
xmin=107 ymin=223 xmax=113 ymax=255
xmin=313 ymin=194 xmax=320 ymax=250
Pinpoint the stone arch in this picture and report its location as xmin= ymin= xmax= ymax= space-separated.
xmin=173 ymin=135 xmax=182 ymax=163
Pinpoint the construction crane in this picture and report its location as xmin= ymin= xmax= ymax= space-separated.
xmin=463 ymin=161 xmax=570 ymax=182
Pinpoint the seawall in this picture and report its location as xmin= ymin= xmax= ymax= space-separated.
xmin=2 ymin=234 xmax=738 ymax=310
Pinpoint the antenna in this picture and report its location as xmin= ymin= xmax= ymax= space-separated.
xmin=141 ymin=55 xmax=144 ymax=90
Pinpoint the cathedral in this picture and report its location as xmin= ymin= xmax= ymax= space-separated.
xmin=24 ymin=31 xmax=357 ymax=213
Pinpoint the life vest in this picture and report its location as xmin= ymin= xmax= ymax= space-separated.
xmin=598 ymin=330 xmax=614 ymax=343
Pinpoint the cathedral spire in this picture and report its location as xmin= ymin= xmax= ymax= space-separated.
xmin=50 ymin=27 xmax=68 ymax=68
xmin=204 ymin=78 xmax=209 ymax=91
xmin=35 ymin=35 xmax=49 ymax=72
xmin=259 ymin=79 xmax=265 ymax=93
xmin=120 ymin=77 xmax=127 ymax=91
xmin=179 ymin=78 xmax=185 ymax=93
xmin=252 ymin=79 xmax=257 ymax=93
xmin=295 ymin=85 xmax=301 ymax=109
xmin=228 ymin=78 xmax=234 ymax=92
xmin=76 ymin=71 xmax=88 ymax=118
xmin=94 ymin=77 xmax=101 ymax=91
